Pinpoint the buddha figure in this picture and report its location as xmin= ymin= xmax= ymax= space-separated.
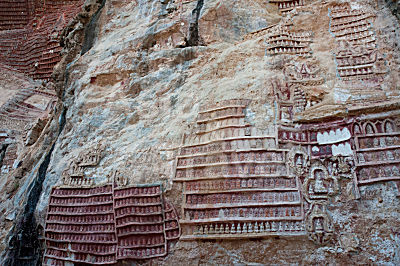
xmin=385 ymin=121 xmax=394 ymax=133
xmin=366 ymin=123 xmax=375 ymax=134
xmin=314 ymin=218 xmax=324 ymax=232
xmin=313 ymin=170 xmax=327 ymax=193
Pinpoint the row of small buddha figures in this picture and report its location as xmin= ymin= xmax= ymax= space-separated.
xmin=330 ymin=7 xmax=367 ymax=17
xmin=114 ymin=186 xmax=161 ymax=198
xmin=331 ymin=19 xmax=373 ymax=33
xmin=114 ymin=195 xmax=161 ymax=207
xmin=358 ymin=165 xmax=400 ymax=180
xmin=52 ymin=186 xmax=112 ymax=196
xmin=117 ymin=224 xmax=163 ymax=235
xmin=166 ymin=229 xmax=180 ymax=239
xmin=191 ymin=220 xmax=305 ymax=235
xmin=274 ymin=0 xmax=304 ymax=10
xmin=336 ymin=32 xmax=375 ymax=43
xmin=48 ymin=204 xmax=113 ymax=214
xmin=185 ymin=206 xmax=302 ymax=220
xmin=196 ymin=118 xmax=248 ymax=133
xmin=116 ymin=214 xmax=163 ymax=226
xmin=176 ymin=164 xmax=288 ymax=178
xmin=266 ymin=31 xmax=312 ymax=42
xmin=117 ymin=246 xmax=166 ymax=258
xmin=186 ymin=192 xmax=300 ymax=205
xmin=338 ymin=37 xmax=376 ymax=47
xmin=358 ymin=149 xmax=400 ymax=163
xmin=47 ymin=214 xmax=115 ymax=224
xmin=330 ymin=12 xmax=373 ymax=25
xmin=333 ymin=25 xmax=372 ymax=38
xmin=265 ymin=47 xmax=311 ymax=56
xmin=165 ymin=220 xmax=179 ymax=230
xmin=180 ymin=138 xmax=275 ymax=155
xmin=184 ymin=130 xmax=277 ymax=147
xmin=330 ymin=19 xmax=370 ymax=32
xmin=119 ymin=235 xmax=165 ymax=247
xmin=197 ymin=122 xmax=275 ymax=136
xmin=358 ymin=136 xmax=400 ymax=149
xmin=165 ymin=209 xmax=178 ymax=220
xmin=62 ymin=177 xmax=94 ymax=186
xmin=46 ymin=223 xmax=115 ymax=233
xmin=45 ymin=250 xmax=116 ymax=263
xmin=266 ymin=39 xmax=310 ymax=49
xmin=279 ymin=131 xmax=308 ymax=142
xmin=184 ymin=177 xmax=297 ymax=192
xmin=340 ymin=72 xmax=377 ymax=81
xmin=118 ymin=228 xmax=178 ymax=241
xmin=198 ymin=99 xmax=250 ymax=113
xmin=177 ymin=151 xmax=285 ymax=167
xmin=45 ymin=232 xmax=116 ymax=242
xmin=196 ymin=107 xmax=245 ymax=121
xmin=337 ymin=66 xmax=374 ymax=77
xmin=192 ymin=128 xmax=275 ymax=145
xmin=336 ymin=54 xmax=376 ymax=67
xmin=115 ymin=205 xmax=163 ymax=216
xmin=48 ymin=242 xmax=116 ymax=253
xmin=49 ymin=195 xmax=113 ymax=206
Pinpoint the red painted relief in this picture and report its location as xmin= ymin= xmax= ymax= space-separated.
xmin=353 ymin=119 xmax=400 ymax=186
xmin=44 ymin=183 xmax=180 ymax=264
xmin=0 ymin=0 xmax=84 ymax=79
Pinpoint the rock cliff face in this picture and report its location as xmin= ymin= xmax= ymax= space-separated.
xmin=1 ymin=0 xmax=400 ymax=265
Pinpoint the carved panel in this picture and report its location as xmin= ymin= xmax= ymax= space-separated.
xmin=175 ymin=100 xmax=306 ymax=240
xmin=305 ymin=203 xmax=334 ymax=245
xmin=303 ymin=162 xmax=339 ymax=202
xmin=329 ymin=4 xmax=388 ymax=84
xmin=0 ymin=0 xmax=85 ymax=79
xmin=266 ymin=26 xmax=313 ymax=56
xmin=114 ymin=185 xmax=167 ymax=260
xmin=44 ymin=183 xmax=180 ymax=264
xmin=354 ymin=118 xmax=400 ymax=186
xmin=44 ymin=185 xmax=117 ymax=265
xmin=329 ymin=4 xmax=376 ymax=47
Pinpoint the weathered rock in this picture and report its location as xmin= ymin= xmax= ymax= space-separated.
xmin=1 ymin=0 xmax=400 ymax=265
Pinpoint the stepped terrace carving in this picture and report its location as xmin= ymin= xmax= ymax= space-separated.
xmin=174 ymin=100 xmax=307 ymax=240
xmin=265 ymin=26 xmax=313 ymax=56
xmin=0 ymin=0 xmax=84 ymax=80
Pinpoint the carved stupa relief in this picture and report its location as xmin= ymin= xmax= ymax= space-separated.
xmin=329 ymin=4 xmax=376 ymax=47
xmin=329 ymin=3 xmax=390 ymax=103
